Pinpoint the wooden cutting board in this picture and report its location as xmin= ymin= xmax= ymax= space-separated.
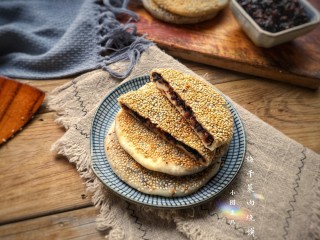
xmin=0 ymin=76 xmax=45 ymax=145
xmin=130 ymin=1 xmax=320 ymax=89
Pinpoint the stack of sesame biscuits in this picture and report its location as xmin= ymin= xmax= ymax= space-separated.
xmin=142 ymin=0 xmax=229 ymax=24
xmin=104 ymin=68 xmax=233 ymax=197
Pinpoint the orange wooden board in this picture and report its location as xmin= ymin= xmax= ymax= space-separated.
xmin=131 ymin=1 xmax=320 ymax=89
xmin=0 ymin=76 xmax=45 ymax=145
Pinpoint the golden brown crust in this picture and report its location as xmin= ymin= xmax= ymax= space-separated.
xmin=151 ymin=68 xmax=234 ymax=150
xmin=118 ymin=82 xmax=215 ymax=165
xmin=105 ymin=123 xmax=221 ymax=197
xmin=153 ymin=0 xmax=228 ymax=18
xmin=142 ymin=0 xmax=219 ymax=24
xmin=115 ymin=109 xmax=208 ymax=176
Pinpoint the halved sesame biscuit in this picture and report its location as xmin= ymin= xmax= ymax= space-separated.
xmin=142 ymin=0 xmax=220 ymax=24
xmin=214 ymin=141 xmax=230 ymax=158
xmin=105 ymin=122 xmax=221 ymax=197
xmin=118 ymin=82 xmax=215 ymax=166
xmin=115 ymin=109 xmax=210 ymax=176
xmin=150 ymin=68 xmax=234 ymax=151
xmin=153 ymin=0 xmax=228 ymax=18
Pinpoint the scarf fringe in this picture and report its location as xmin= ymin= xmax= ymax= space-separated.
xmin=97 ymin=0 xmax=154 ymax=79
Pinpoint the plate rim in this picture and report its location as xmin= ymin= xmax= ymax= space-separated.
xmin=90 ymin=75 xmax=246 ymax=209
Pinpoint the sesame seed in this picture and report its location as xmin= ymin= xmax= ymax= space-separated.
xmin=104 ymin=125 xmax=221 ymax=197
xmin=151 ymin=68 xmax=234 ymax=150
xmin=118 ymin=83 xmax=215 ymax=165
xmin=116 ymin=110 xmax=206 ymax=175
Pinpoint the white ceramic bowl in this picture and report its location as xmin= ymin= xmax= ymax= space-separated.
xmin=230 ymin=0 xmax=320 ymax=48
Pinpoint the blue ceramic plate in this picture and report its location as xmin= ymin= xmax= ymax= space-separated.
xmin=91 ymin=75 xmax=246 ymax=208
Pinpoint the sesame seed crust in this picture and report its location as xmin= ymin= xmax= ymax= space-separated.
xmin=105 ymin=122 xmax=221 ymax=197
xmin=153 ymin=0 xmax=228 ymax=18
xmin=142 ymin=0 xmax=219 ymax=25
xmin=151 ymin=68 xmax=234 ymax=150
xmin=115 ymin=109 xmax=209 ymax=176
xmin=118 ymin=82 xmax=215 ymax=165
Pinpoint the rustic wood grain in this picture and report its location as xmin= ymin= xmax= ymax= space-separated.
xmin=131 ymin=0 xmax=320 ymax=88
xmin=0 ymin=112 xmax=92 ymax=224
xmin=190 ymin=61 xmax=320 ymax=154
xmin=214 ymin=78 xmax=320 ymax=152
xmin=0 ymin=207 xmax=105 ymax=240
xmin=0 ymin=64 xmax=319 ymax=238
xmin=0 ymin=76 xmax=45 ymax=144
xmin=18 ymin=79 xmax=71 ymax=115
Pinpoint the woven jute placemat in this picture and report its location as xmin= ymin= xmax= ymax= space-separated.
xmin=49 ymin=46 xmax=320 ymax=240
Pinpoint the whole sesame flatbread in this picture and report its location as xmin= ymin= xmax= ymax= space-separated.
xmin=115 ymin=109 xmax=211 ymax=176
xmin=153 ymin=0 xmax=228 ymax=18
xmin=151 ymin=68 xmax=234 ymax=151
xmin=118 ymin=82 xmax=215 ymax=166
xmin=142 ymin=0 xmax=219 ymax=24
xmin=105 ymin=123 xmax=221 ymax=197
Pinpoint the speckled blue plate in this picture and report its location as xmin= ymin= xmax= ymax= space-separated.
xmin=91 ymin=75 xmax=246 ymax=209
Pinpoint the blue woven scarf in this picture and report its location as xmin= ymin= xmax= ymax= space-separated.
xmin=0 ymin=0 xmax=153 ymax=79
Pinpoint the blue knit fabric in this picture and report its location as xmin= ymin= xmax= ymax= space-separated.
xmin=0 ymin=0 xmax=153 ymax=79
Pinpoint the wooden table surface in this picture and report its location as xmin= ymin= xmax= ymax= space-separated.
xmin=0 ymin=59 xmax=319 ymax=239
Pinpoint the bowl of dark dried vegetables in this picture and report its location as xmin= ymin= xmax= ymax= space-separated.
xmin=230 ymin=0 xmax=320 ymax=47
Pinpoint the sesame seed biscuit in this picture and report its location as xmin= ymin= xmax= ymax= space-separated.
xmin=105 ymin=123 xmax=221 ymax=197
xmin=115 ymin=109 xmax=210 ymax=176
xmin=153 ymin=0 xmax=228 ymax=18
xmin=151 ymin=68 xmax=234 ymax=151
xmin=215 ymin=141 xmax=230 ymax=158
xmin=142 ymin=0 xmax=219 ymax=24
xmin=118 ymin=82 xmax=215 ymax=166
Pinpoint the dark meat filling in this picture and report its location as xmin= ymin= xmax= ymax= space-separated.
xmin=152 ymin=72 xmax=214 ymax=146
xmin=121 ymin=105 xmax=203 ymax=161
